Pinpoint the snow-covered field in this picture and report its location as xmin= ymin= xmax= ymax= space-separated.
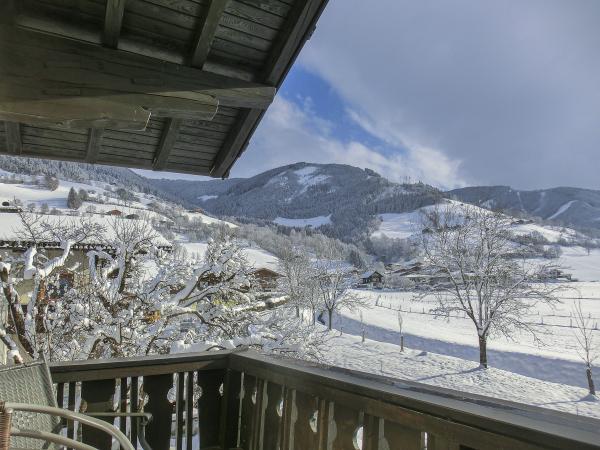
xmin=274 ymin=215 xmax=331 ymax=228
xmin=318 ymin=281 xmax=600 ymax=418
xmin=321 ymin=332 xmax=600 ymax=418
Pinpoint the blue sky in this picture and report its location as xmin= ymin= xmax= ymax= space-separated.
xmin=141 ymin=0 xmax=600 ymax=190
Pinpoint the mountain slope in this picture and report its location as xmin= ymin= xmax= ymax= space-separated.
xmin=448 ymin=186 xmax=600 ymax=231
xmin=151 ymin=162 xmax=442 ymax=242
xmin=0 ymin=155 xmax=172 ymax=201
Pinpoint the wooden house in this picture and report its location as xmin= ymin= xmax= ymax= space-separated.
xmin=361 ymin=270 xmax=384 ymax=287
xmin=251 ymin=267 xmax=282 ymax=292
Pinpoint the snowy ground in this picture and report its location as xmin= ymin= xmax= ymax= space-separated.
xmin=320 ymin=332 xmax=600 ymax=418
xmin=334 ymin=283 xmax=600 ymax=389
xmin=273 ymin=215 xmax=331 ymax=228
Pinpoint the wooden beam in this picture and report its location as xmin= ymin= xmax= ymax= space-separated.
xmin=210 ymin=0 xmax=328 ymax=178
xmin=5 ymin=122 xmax=22 ymax=154
xmin=103 ymin=0 xmax=127 ymax=49
xmin=210 ymin=108 xmax=261 ymax=178
xmin=190 ymin=0 xmax=231 ymax=68
xmin=262 ymin=0 xmax=327 ymax=85
xmin=153 ymin=118 xmax=182 ymax=171
xmin=86 ymin=128 xmax=104 ymax=163
xmin=0 ymin=26 xmax=275 ymax=125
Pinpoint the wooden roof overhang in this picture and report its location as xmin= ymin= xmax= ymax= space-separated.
xmin=0 ymin=0 xmax=328 ymax=177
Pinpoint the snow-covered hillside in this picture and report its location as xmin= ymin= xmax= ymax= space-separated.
xmin=372 ymin=200 xmax=600 ymax=281
xmin=0 ymin=172 xmax=235 ymax=234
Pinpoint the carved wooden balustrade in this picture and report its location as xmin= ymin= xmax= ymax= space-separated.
xmin=48 ymin=349 xmax=600 ymax=450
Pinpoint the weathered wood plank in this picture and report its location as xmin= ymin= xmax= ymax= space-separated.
xmin=186 ymin=371 xmax=194 ymax=450
xmin=103 ymin=0 xmax=127 ymax=47
xmin=197 ymin=369 xmax=225 ymax=449
xmin=141 ymin=0 xmax=207 ymax=17
xmin=0 ymin=89 xmax=151 ymax=130
xmin=219 ymin=369 xmax=243 ymax=449
xmin=86 ymin=127 xmax=105 ymax=163
xmin=176 ymin=372 xmax=185 ymax=450
xmin=210 ymin=107 xmax=261 ymax=177
xmin=81 ymin=379 xmax=116 ymax=449
xmin=238 ymin=0 xmax=291 ymax=18
xmin=223 ymin=2 xmax=285 ymax=30
xmin=5 ymin=122 xmax=22 ymax=154
xmin=191 ymin=0 xmax=231 ymax=68
xmin=215 ymin=21 xmax=273 ymax=52
xmin=262 ymin=0 xmax=325 ymax=84
xmin=153 ymin=117 xmax=182 ymax=170
xmin=0 ymin=25 xmax=276 ymax=113
xmin=144 ymin=374 xmax=174 ymax=450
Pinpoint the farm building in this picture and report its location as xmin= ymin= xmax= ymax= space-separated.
xmin=361 ymin=270 xmax=384 ymax=287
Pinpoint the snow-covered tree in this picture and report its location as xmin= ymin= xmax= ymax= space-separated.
xmin=44 ymin=174 xmax=59 ymax=191
xmin=313 ymin=259 xmax=366 ymax=330
xmin=278 ymin=244 xmax=313 ymax=317
xmin=573 ymin=300 xmax=598 ymax=396
xmin=67 ymin=187 xmax=82 ymax=209
xmin=419 ymin=204 xmax=564 ymax=368
xmin=1 ymin=211 xmax=104 ymax=358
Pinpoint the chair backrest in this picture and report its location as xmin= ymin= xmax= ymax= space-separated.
xmin=0 ymin=361 xmax=61 ymax=449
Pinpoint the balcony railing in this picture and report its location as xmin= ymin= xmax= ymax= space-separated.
xmin=48 ymin=349 xmax=600 ymax=450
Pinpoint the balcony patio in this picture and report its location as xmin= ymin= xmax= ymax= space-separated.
xmin=48 ymin=349 xmax=600 ymax=450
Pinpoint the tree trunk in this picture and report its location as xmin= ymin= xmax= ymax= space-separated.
xmin=400 ymin=335 xmax=404 ymax=352
xmin=328 ymin=309 xmax=333 ymax=330
xmin=587 ymin=367 xmax=596 ymax=396
xmin=478 ymin=335 xmax=488 ymax=368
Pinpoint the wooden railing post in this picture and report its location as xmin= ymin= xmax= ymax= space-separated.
xmin=81 ymin=379 xmax=116 ymax=449
xmin=197 ymin=369 xmax=225 ymax=449
xmin=144 ymin=374 xmax=174 ymax=450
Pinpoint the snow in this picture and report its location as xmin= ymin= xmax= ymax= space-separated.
xmin=372 ymin=212 xmax=422 ymax=239
xmin=198 ymin=195 xmax=218 ymax=201
xmin=180 ymin=241 xmax=279 ymax=271
xmin=322 ymin=333 xmax=600 ymax=418
xmin=334 ymin=283 xmax=600 ymax=390
xmin=273 ymin=215 xmax=331 ymax=228
xmin=0 ymin=212 xmax=171 ymax=246
xmin=556 ymin=247 xmax=600 ymax=281
xmin=293 ymin=166 xmax=330 ymax=193
xmin=548 ymin=200 xmax=578 ymax=220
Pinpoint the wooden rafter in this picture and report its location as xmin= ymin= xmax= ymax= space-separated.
xmin=191 ymin=0 xmax=231 ymax=68
xmin=103 ymin=0 xmax=126 ymax=48
xmin=0 ymin=25 xmax=275 ymax=130
xmin=86 ymin=128 xmax=105 ymax=164
xmin=153 ymin=118 xmax=182 ymax=171
xmin=211 ymin=0 xmax=328 ymax=178
xmin=5 ymin=122 xmax=22 ymax=154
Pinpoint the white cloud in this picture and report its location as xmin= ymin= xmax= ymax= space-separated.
xmin=232 ymin=96 xmax=465 ymax=189
xmin=298 ymin=0 xmax=600 ymax=189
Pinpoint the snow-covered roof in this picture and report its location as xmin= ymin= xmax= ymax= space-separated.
xmin=361 ymin=270 xmax=382 ymax=278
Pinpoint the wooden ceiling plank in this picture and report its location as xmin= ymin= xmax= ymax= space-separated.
xmin=5 ymin=122 xmax=23 ymax=155
xmin=153 ymin=117 xmax=182 ymax=170
xmin=86 ymin=128 xmax=105 ymax=164
xmin=103 ymin=0 xmax=127 ymax=48
xmin=190 ymin=0 xmax=231 ymax=68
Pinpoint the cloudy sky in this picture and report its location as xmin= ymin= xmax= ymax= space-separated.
xmin=147 ymin=0 xmax=600 ymax=190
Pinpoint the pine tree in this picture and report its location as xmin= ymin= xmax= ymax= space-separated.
xmin=67 ymin=187 xmax=82 ymax=209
